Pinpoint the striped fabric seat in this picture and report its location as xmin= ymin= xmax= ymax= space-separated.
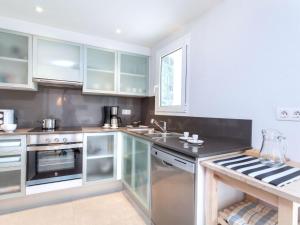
xmin=214 ymin=155 xmax=300 ymax=187
xmin=219 ymin=201 xmax=278 ymax=225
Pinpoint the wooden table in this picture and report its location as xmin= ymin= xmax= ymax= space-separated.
xmin=201 ymin=151 xmax=300 ymax=225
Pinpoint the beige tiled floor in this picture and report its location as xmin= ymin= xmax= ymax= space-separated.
xmin=0 ymin=192 xmax=146 ymax=225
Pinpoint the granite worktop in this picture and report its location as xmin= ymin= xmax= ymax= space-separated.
xmin=0 ymin=127 xmax=251 ymax=158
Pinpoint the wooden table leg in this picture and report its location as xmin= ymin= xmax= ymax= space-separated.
xmin=205 ymin=169 xmax=218 ymax=225
xmin=278 ymin=197 xmax=298 ymax=225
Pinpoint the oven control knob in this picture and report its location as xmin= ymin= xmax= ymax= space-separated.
xmin=63 ymin=138 xmax=68 ymax=143
xmin=55 ymin=138 xmax=59 ymax=142
xmin=45 ymin=138 xmax=51 ymax=143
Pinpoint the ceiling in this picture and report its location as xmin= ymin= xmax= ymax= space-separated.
xmin=0 ymin=0 xmax=217 ymax=47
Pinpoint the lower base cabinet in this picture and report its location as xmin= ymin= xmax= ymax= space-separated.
xmin=122 ymin=134 xmax=151 ymax=210
xmin=0 ymin=136 xmax=26 ymax=200
xmin=83 ymin=133 xmax=117 ymax=183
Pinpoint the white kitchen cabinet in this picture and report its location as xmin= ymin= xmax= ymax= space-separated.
xmin=0 ymin=29 xmax=36 ymax=90
xmin=83 ymin=133 xmax=117 ymax=183
xmin=33 ymin=37 xmax=83 ymax=85
xmin=122 ymin=134 xmax=151 ymax=209
xmin=0 ymin=135 xmax=26 ymax=200
xmin=82 ymin=50 xmax=149 ymax=96
xmin=83 ymin=47 xmax=117 ymax=94
xmin=119 ymin=53 xmax=149 ymax=96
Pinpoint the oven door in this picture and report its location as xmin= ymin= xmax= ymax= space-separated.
xmin=26 ymin=144 xmax=83 ymax=186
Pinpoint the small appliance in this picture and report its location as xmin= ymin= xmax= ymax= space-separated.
xmin=110 ymin=106 xmax=122 ymax=128
xmin=103 ymin=106 xmax=111 ymax=127
xmin=0 ymin=109 xmax=14 ymax=130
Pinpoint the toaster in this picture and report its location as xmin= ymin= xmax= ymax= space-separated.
xmin=0 ymin=109 xmax=14 ymax=129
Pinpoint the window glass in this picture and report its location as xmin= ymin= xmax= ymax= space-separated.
xmin=160 ymin=48 xmax=183 ymax=107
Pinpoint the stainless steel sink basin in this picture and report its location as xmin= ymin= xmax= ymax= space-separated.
xmin=144 ymin=132 xmax=181 ymax=139
xmin=126 ymin=127 xmax=155 ymax=134
xmin=127 ymin=127 xmax=181 ymax=139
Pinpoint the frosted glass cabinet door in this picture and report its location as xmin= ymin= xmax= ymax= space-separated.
xmin=119 ymin=53 xmax=149 ymax=96
xmin=84 ymin=47 xmax=116 ymax=93
xmin=122 ymin=134 xmax=134 ymax=188
xmin=0 ymin=30 xmax=34 ymax=89
xmin=84 ymin=133 xmax=116 ymax=183
xmin=133 ymin=139 xmax=150 ymax=208
xmin=86 ymin=134 xmax=115 ymax=158
xmin=34 ymin=38 xmax=83 ymax=83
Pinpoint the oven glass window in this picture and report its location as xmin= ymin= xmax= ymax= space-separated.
xmin=37 ymin=150 xmax=75 ymax=173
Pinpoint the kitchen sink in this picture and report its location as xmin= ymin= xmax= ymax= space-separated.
xmin=127 ymin=127 xmax=181 ymax=139
xmin=126 ymin=127 xmax=155 ymax=134
xmin=144 ymin=132 xmax=181 ymax=139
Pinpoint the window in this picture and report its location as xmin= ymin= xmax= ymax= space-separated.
xmin=155 ymin=35 xmax=189 ymax=114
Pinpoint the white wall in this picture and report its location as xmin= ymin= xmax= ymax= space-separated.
xmin=152 ymin=0 xmax=300 ymax=162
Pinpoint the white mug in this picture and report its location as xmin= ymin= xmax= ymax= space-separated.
xmin=192 ymin=134 xmax=198 ymax=141
xmin=183 ymin=132 xmax=189 ymax=138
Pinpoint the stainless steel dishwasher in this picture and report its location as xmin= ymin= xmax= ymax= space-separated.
xmin=151 ymin=145 xmax=195 ymax=225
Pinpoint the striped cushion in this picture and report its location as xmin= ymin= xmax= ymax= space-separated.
xmin=214 ymin=155 xmax=300 ymax=187
xmin=220 ymin=201 xmax=277 ymax=225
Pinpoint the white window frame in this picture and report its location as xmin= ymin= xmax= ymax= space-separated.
xmin=155 ymin=35 xmax=190 ymax=115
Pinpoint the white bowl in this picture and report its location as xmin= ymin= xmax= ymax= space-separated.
xmin=1 ymin=124 xmax=17 ymax=133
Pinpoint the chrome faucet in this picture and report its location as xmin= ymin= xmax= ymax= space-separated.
xmin=150 ymin=118 xmax=167 ymax=133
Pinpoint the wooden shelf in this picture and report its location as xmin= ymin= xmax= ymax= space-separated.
xmin=0 ymin=56 xmax=28 ymax=63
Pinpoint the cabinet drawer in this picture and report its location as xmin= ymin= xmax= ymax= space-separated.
xmin=0 ymin=156 xmax=22 ymax=172
xmin=0 ymin=136 xmax=26 ymax=156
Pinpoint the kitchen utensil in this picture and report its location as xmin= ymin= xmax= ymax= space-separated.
xmin=187 ymin=139 xmax=204 ymax=145
xmin=41 ymin=119 xmax=56 ymax=130
xmin=179 ymin=136 xmax=192 ymax=141
xmin=260 ymin=129 xmax=287 ymax=167
xmin=0 ymin=123 xmax=17 ymax=133
xmin=192 ymin=134 xmax=198 ymax=141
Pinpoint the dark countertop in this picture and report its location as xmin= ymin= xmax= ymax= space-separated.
xmin=125 ymin=131 xmax=251 ymax=158
xmin=0 ymin=127 xmax=251 ymax=158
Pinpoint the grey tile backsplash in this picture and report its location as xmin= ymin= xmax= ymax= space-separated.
xmin=0 ymin=86 xmax=142 ymax=128
xmin=141 ymin=97 xmax=252 ymax=145
xmin=0 ymin=88 xmax=251 ymax=144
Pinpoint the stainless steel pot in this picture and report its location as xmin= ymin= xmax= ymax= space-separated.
xmin=41 ymin=119 xmax=56 ymax=130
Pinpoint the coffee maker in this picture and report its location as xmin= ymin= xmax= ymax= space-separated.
xmin=110 ymin=106 xmax=122 ymax=128
xmin=103 ymin=106 xmax=122 ymax=128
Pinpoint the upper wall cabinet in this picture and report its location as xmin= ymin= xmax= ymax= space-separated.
xmin=33 ymin=37 xmax=83 ymax=85
xmin=119 ymin=53 xmax=149 ymax=96
xmin=0 ymin=29 xmax=36 ymax=90
xmin=83 ymin=50 xmax=149 ymax=96
xmin=83 ymin=47 xmax=117 ymax=94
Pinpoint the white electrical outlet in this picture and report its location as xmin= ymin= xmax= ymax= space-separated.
xmin=276 ymin=107 xmax=300 ymax=121
xmin=277 ymin=108 xmax=289 ymax=120
xmin=122 ymin=109 xmax=131 ymax=115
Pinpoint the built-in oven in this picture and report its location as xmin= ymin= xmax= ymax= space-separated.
xmin=26 ymin=133 xmax=83 ymax=186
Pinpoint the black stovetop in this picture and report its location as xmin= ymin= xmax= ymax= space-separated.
xmin=29 ymin=127 xmax=82 ymax=132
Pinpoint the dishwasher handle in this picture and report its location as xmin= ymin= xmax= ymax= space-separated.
xmin=152 ymin=147 xmax=195 ymax=174
xmin=162 ymin=160 xmax=173 ymax=167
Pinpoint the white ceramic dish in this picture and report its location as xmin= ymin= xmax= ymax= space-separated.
xmin=179 ymin=136 xmax=192 ymax=141
xmin=1 ymin=124 xmax=17 ymax=133
xmin=187 ymin=139 xmax=204 ymax=145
